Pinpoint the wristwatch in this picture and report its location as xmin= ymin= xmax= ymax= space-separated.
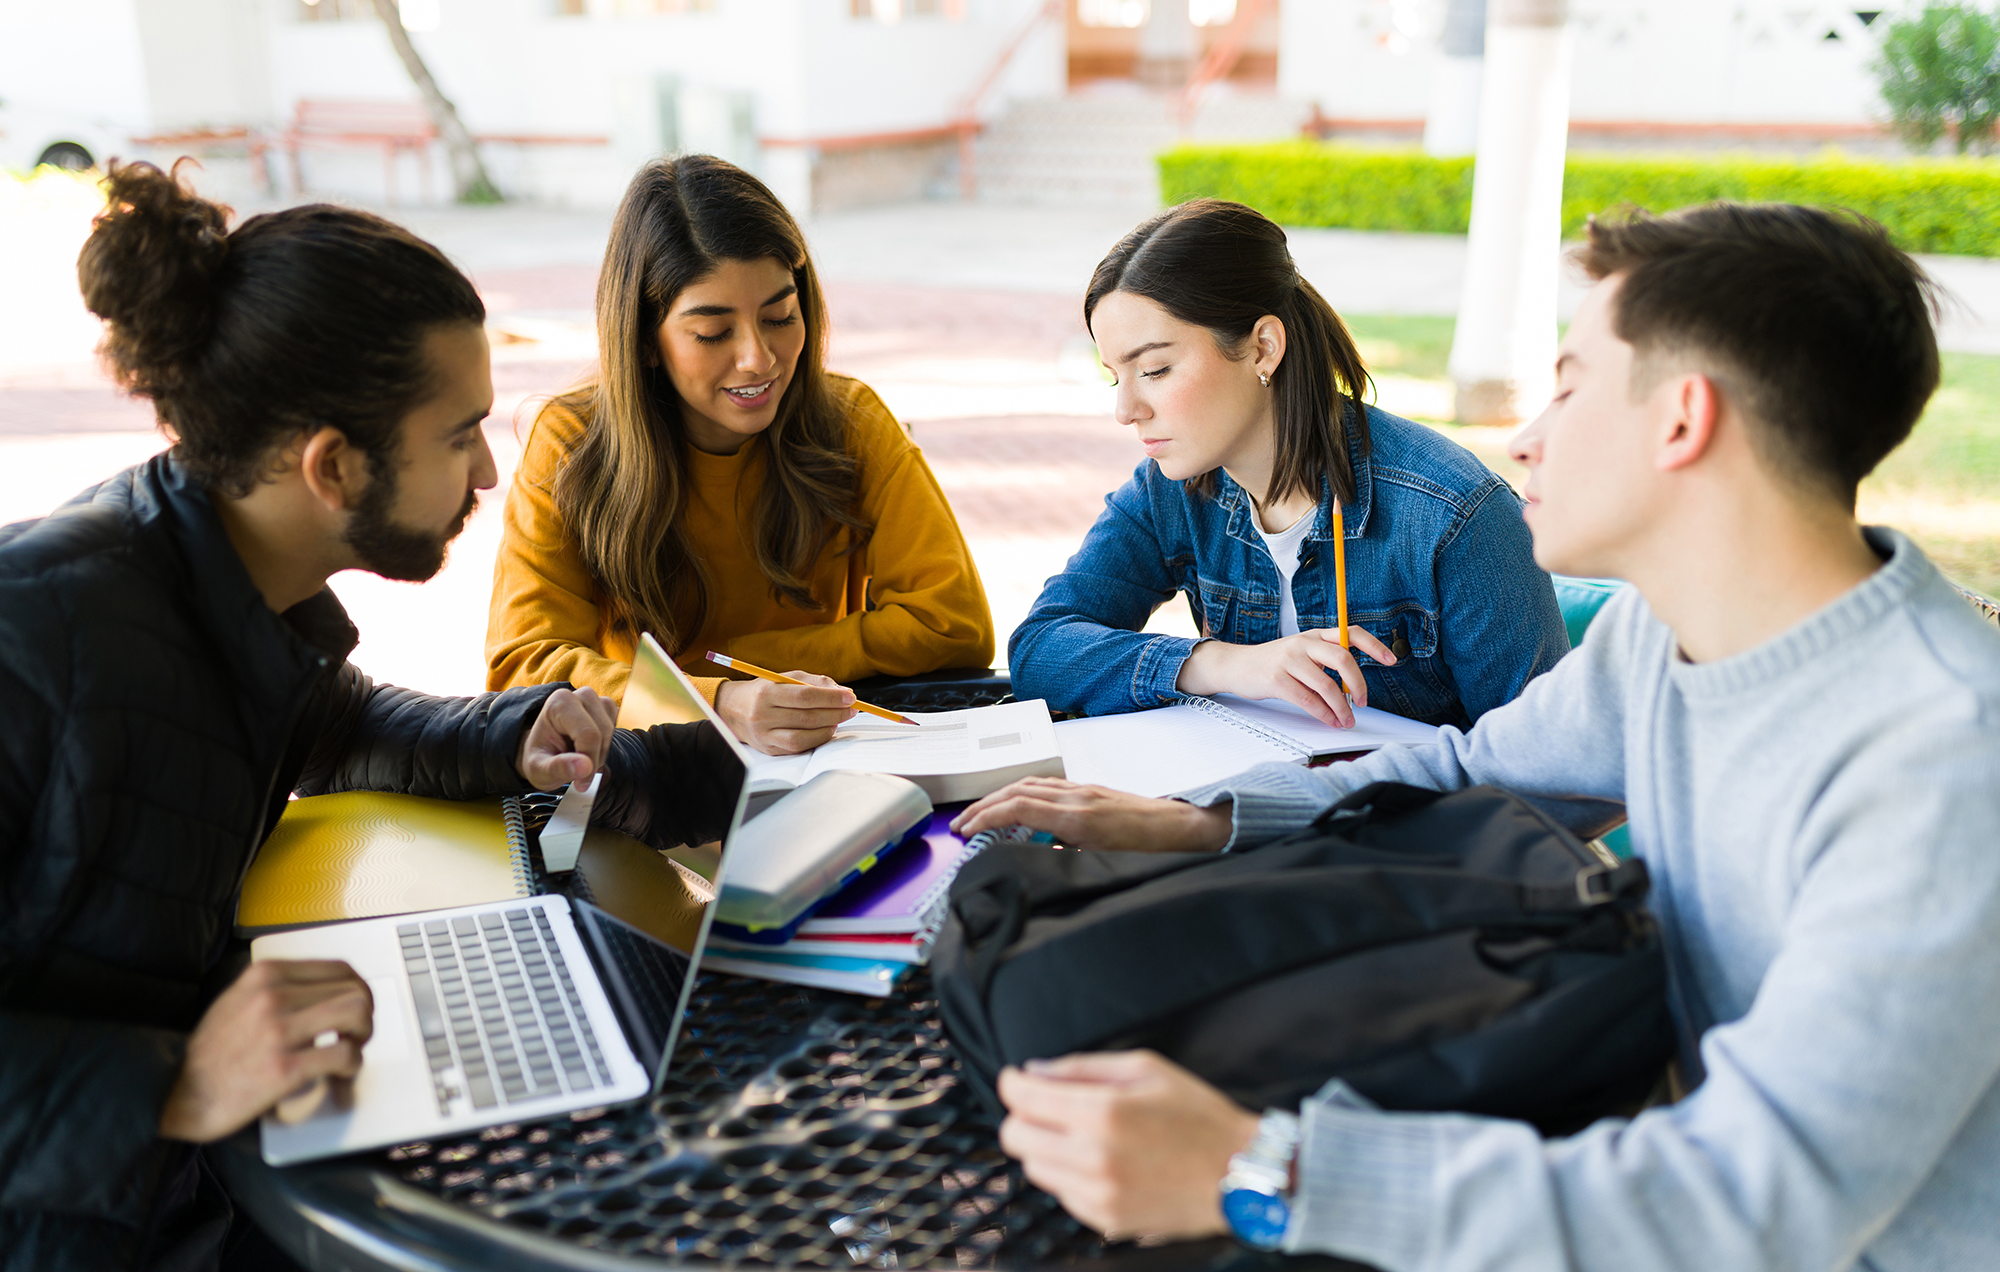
xmin=1220 ymin=1108 xmax=1300 ymax=1251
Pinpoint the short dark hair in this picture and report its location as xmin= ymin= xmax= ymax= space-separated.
xmin=78 ymin=160 xmax=486 ymax=497
xmin=1086 ymin=198 xmax=1374 ymax=507
xmin=1577 ymin=202 xmax=1940 ymax=503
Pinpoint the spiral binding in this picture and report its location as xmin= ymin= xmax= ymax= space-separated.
xmin=910 ymin=824 xmax=1039 ymax=951
xmin=500 ymin=795 xmax=536 ymax=897
xmin=1180 ymin=693 xmax=1312 ymax=759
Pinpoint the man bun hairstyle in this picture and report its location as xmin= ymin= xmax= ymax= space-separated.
xmin=79 ymin=160 xmax=486 ymax=497
xmin=1085 ymin=198 xmax=1374 ymax=507
xmin=1578 ymin=202 xmax=1941 ymax=505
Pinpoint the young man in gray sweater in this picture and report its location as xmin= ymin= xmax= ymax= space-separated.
xmin=954 ymin=202 xmax=2000 ymax=1268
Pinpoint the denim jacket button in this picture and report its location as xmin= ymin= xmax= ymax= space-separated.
xmin=1392 ymin=633 xmax=1412 ymax=661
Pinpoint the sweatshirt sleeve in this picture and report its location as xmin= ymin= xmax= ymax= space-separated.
xmin=1175 ymin=587 xmax=1640 ymax=849
xmin=723 ymin=385 xmax=996 ymax=684
xmin=1284 ymin=724 xmax=2000 ymax=1272
xmin=485 ymin=403 xmax=636 ymax=703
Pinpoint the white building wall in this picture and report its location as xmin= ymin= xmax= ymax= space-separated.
xmin=249 ymin=0 xmax=1058 ymax=208
xmin=0 ymin=0 xmax=153 ymax=133
xmin=1282 ymin=0 xmax=1893 ymax=126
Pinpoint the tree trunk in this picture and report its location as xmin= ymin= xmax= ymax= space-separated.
xmin=368 ymin=0 xmax=502 ymax=204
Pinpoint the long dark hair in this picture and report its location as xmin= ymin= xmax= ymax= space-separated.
xmin=552 ymin=155 xmax=865 ymax=650
xmin=1085 ymin=198 xmax=1373 ymax=507
xmin=78 ymin=160 xmax=485 ymax=496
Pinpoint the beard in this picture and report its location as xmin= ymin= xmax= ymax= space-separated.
xmin=343 ymin=466 xmax=478 ymax=583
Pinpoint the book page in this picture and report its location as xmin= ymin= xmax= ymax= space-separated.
xmin=1053 ymin=704 xmax=1300 ymax=798
xmin=800 ymin=699 xmax=1058 ymax=781
xmin=1209 ymin=693 xmax=1441 ymax=755
xmin=742 ymin=749 xmax=811 ymax=794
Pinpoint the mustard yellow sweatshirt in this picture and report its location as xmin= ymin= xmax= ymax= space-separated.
xmin=485 ymin=374 xmax=994 ymax=704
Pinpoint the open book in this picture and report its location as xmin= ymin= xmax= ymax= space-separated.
xmin=1054 ymin=694 xmax=1440 ymax=799
xmin=744 ymin=698 xmax=1064 ymax=804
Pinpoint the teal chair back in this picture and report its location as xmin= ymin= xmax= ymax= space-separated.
xmin=1549 ymin=575 xmax=1632 ymax=857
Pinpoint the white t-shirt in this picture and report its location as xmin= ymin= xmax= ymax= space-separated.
xmin=1254 ymin=508 xmax=1315 ymax=638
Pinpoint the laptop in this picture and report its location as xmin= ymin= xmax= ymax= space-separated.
xmin=255 ymin=635 xmax=752 ymax=1166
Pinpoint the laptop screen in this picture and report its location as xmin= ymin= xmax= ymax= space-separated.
xmin=609 ymin=632 xmax=756 ymax=1093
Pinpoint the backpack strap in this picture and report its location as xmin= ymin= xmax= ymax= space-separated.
xmin=1520 ymin=857 xmax=1651 ymax=913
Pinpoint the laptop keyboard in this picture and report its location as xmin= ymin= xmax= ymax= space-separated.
xmin=398 ymin=904 xmax=613 ymax=1116
xmin=587 ymin=910 xmax=688 ymax=1028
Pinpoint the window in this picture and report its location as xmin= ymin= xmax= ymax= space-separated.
xmin=850 ymin=0 xmax=968 ymax=21
xmin=297 ymin=0 xmax=374 ymax=21
xmin=615 ymin=0 xmax=716 ymax=13
xmin=1076 ymin=0 xmax=1148 ymax=28
xmin=297 ymin=0 xmax=438 ymax=27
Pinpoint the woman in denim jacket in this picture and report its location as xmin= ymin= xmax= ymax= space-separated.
xmin=1010 ymin=200 xmax=1567 ymax=730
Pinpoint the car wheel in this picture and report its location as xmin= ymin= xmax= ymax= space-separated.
xmin=36 ymin=142 xmax=95 ymax=171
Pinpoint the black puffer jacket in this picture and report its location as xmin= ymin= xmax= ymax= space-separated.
xmin=0 ymin=455 xmax=563 ymax=1270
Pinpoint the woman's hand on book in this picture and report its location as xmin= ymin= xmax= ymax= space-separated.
xmin=715 ymin=672 xmax=857 ymax=755
xmin=516 ymin=686 xmax=619 ymax=789
xmin=1173 ymin=628 xmax=1396 ymax=728
xmin=159 ymin=959 xmax=374 ymax=1143
xmin=952 ymin=777 xmax=1233 ymax=853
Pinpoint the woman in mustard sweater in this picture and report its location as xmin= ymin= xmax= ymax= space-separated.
xmin=486 ymin=155 xmax=994 ymax=754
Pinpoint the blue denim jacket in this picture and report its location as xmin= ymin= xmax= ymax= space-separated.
xmin=1009 ymin=405 xmax=1569 ymax=727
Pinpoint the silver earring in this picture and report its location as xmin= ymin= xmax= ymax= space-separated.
xmin=1258 ymin=372 xmax=1270 ymax=387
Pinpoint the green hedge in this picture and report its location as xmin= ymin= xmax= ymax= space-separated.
xmin=1157 ymin=141 xmax=2000 ymax=256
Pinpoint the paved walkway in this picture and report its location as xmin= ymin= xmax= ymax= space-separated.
xmin=7 ymin=197 xmax=1999 ymax=696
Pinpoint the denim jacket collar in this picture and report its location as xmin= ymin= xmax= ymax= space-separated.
xmin=1211 ymin=409 xmax=1374 ymax=549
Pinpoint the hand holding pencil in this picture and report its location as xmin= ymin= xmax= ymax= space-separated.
xmin=704 ymin=652 xmax=917 ymax=757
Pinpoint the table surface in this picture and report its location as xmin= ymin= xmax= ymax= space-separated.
xmin=215 ymin=674 xmax=1366 ymax=1270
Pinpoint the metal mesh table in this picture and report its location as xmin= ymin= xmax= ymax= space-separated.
xmin=216 ymin=673 xmax=1365 ymax=1270
xmin=371 ymin=968 xmax=1097 ymax=1267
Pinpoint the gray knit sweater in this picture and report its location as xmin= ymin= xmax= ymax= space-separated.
xmin=1177 ymin=529 xmax=2000 ymax=1271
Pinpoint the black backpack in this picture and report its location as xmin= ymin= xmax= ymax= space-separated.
xmin=932 ymin=783 xmax=1674 ymax=1132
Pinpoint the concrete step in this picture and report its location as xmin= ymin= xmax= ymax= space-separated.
xmin=970 ymin=92 xmax=1311 ymax=204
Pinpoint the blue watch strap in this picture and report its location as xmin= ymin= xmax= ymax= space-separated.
xmin=1222 ymin=1185 xmax=1291 ymax=1250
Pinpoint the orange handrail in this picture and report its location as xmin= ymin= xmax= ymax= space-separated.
xmin=954 ymin=0 xmax=1064 ymax=198
xmin=1178 ymin=0 xmax=1273 ymax=130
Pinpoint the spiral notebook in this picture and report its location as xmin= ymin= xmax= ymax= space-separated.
xmin=235 ymin=791 xmax=534 ymax=935
xmin=1054 ymin=694 xmax=1441 ymax=799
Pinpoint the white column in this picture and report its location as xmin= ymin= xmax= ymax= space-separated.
xmin=1447 ymin=0 xmax=1572 ymax=428
xmin=1424 ymin=0 xmax=1485 ymax=158
xmin=1137 ymin=0 xmax=1199 ymax=89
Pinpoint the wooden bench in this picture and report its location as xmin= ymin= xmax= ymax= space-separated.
xmin=277 ymin=99 xmax=612 ymax=205
xmin=279 ymin=99 xmax=438 ymax=204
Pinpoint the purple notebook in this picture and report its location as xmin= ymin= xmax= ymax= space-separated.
xmin=800 ymin=807 xmax=974 ymax=936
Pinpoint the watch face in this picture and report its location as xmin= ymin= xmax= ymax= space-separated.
xmin=1222 ymin=1187 xmax=1289 ymax=1251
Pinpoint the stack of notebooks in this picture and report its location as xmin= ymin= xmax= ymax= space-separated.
xmin=703 ymin=808 xmax=985 ymax=996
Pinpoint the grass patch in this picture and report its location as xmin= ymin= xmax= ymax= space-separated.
xmin=1345 ymin=313 xmax=1455 ymax=382
xmin=1346 ymin=315 xmax=2000 ymax=598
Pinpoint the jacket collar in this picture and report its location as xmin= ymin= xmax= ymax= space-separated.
xmin=1212 ymin=403 xmax=1375 ymax=545
xmin=144 ymin=455 xmax=356 ymax=725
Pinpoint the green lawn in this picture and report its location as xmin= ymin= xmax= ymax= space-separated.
xmin=1343 ymin=315 xmax=2000 ymax=599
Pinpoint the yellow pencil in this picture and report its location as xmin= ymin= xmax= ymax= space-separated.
xmin=1332 ymin=500 xmax=1353 ymax=697
xmin=704 ymin=652 xmax=919 ymax=726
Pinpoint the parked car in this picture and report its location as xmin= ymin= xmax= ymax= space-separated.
xmin=0 ymin=95 xmax=125 ymax=173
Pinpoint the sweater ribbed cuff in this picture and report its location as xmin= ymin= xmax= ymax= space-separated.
xmin=1287 ymin=1081 xmax=1439 ymax=1271
xmin=1174 ymin=761 xmax=1343 ymax=850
